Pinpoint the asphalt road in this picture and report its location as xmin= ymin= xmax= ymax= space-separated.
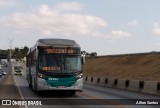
xmin=1 ymin=61 xmax=160 ymax=108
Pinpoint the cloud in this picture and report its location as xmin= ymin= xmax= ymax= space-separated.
xmin=90 ymin=30 xmax=131 ymax=40
xmin=153 ymin=22 xmax=160 ymax=35
xmin=128 ymin=20 xmax=138 ymax=26
xmin=54 ymin=2 xmax=83 ymax=11
xmin=0 ymin=2 xmax=130 ymax=41
xmin=0 ymin=0 xmax=17 ymax=8
xmin=110 ymin=30 xmax=131 ymax=38
xmin=0 ymin=3 xmax=107 ymax=37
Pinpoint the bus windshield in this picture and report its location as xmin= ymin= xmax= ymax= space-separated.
xmin=38 ymin=54 xmax=81 ymax=73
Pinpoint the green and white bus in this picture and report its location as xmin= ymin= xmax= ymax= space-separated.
xmin=26 ymin=38 xmax=84 ymax=95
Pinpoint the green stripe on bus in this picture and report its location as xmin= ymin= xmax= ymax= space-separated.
xmin=46 ymin=76 xmax=77 ymax=87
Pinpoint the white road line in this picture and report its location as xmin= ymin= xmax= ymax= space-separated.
xmin=13 ymin=73 xmax=29 ymax=108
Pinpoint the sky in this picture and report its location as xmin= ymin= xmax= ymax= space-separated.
xmin=1 ymin=0 xmax=160 ymax=55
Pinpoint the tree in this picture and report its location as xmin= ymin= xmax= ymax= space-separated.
xmin=91 ymin=52 xmax=97 ymax=56
xmin=13 ymin=46 xmax=29 ymax=60
xmin=13 ymin=47 xmax=20 ymax=59
xmin=23 ymin=46 xmax=29 ymax=56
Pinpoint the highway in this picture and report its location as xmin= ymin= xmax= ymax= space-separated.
xmin=1 ymin=61 xmax=160 ymax=108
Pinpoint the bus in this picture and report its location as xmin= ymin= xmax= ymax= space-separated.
xmin=26 ymin=38 xmax=85 ymax=95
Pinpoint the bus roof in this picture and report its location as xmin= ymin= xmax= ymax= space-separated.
xmin=38 ymin=38 xmax=78 ymax=46
xmin=30 ymin=38 xmax=80 ymax=52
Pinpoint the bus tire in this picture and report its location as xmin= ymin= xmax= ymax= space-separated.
xmin=34 ymin=79 xmax=41 ymax=95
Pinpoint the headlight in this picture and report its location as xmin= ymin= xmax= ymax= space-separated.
xmin=38 ymin=73 xmax=46 ymax=79
xmin=77 ymin=73 xmax=83 ymax=79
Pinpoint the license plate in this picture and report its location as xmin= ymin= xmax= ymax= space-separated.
xmin=58 ymin=86 xmax=65 ymax=88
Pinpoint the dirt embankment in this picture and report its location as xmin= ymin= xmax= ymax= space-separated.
xmin=83 ymin=53 xmax=160 ymax=81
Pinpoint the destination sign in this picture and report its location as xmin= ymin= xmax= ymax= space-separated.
xmin=46 ymin=48 xmax=77 ymax=54
xmin=39 ymin=48 xmax=80 ymax=54
xmin=42 ymin=66 xmax=60 ymax=71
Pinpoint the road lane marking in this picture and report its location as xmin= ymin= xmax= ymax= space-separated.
xmin=13 ymin=75 xmax=29 ymax=108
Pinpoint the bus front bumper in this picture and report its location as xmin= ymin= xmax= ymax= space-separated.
xmin=37 ymin=78 xmax=83 ymax=92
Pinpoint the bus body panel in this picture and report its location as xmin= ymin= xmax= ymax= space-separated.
xmin=37 ymin=77 xmax=83 ymax=91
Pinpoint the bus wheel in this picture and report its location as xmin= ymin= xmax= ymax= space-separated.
xmin=34 ymin=79 xmax=40 ymax=95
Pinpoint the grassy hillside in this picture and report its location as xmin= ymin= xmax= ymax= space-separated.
xmin=84 ymin=53 xmax=160 ymax=81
